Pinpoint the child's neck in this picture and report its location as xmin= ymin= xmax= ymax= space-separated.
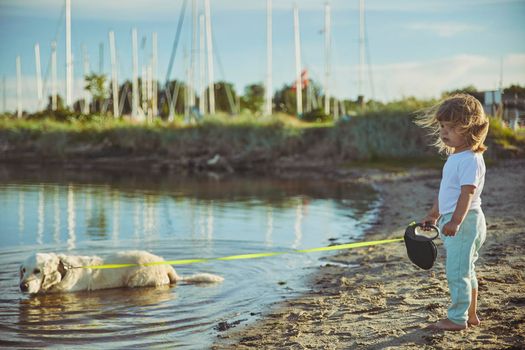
xmin=452 ymin=145 xmax=471 ymax=154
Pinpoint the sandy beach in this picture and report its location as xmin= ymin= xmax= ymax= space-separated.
xmin=213 ymin=159 xmax=525 ymax=349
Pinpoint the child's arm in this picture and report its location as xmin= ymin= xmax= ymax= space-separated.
xmin=421 ymin=196 xmax=440 ymax=228
xmin=442 ymin=185 xmax=476 ymax=236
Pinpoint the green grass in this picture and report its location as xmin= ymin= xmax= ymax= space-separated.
xmin=0 ymin=112 xmax=523 ymax=166
xmin=487 ymin=117 xmax=525 ymax=153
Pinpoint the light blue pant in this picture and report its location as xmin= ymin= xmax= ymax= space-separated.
xmin=439 ymin=209 xmax=486 ymax=325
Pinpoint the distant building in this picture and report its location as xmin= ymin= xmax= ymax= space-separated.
xmin=474 ymin=90 xmax=525 ymax=129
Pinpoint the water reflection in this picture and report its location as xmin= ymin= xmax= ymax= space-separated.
xmin=265 ymin=206 xmax=273 ymax=247
xmin=1 ymin=177 xmax=378 ymax=250
xmin=37 ymin=189 xmax=44 ymax=245
xmin=17 ymin=286 xmax=177 ymax=344
xmin=206 ymin=204 xmax=214 ymax=241
xmin=293 ymin=198 xmax=304 ymax=248
xmin=67 ymin=184 xmax=76 ymax=250
xmin=112 ymin=191 xmax=120 ymax=242
xmin=18 ymin=192 xmax=24 ymax=237
xmin=53 ymin=186 xmax=60 ymax=243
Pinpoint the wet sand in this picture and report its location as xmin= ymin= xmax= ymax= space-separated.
xmin=213 ymin=159 xmax=525 ymax=349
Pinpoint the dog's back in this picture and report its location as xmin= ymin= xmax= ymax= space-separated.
xmin=105 ymin=251 xmax=181 ymax=287
xmin=21 ymin=250 xmax=222 ymax=294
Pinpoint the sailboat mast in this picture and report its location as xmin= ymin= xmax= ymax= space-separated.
xmin=51 ymin=41 xmax=57 ymax=111
xmin=293 ymin=3 xmax=303 ymax=116
xmin=141 ymin=37 xmax=147 ymax=119
xmin=99 ymin=43 xmax=104 ymax=74
xmin=65 ymin=0 xmax=72 ymax=107
xmin=34 ymin=43 xmax=43 ymax=110
xmin=358 ymin=0 xmax=365 ymax=101
xmin=265 ymin=0 xmax=273 ymax=116
xmin=146 ymin=64 xmax=152 ymax=120
xmin=2 ymin=76 xmax=5 ymax=113
xmin=132 ymin=28 xmax=139 ymax=119
xmin=82 ymin=44 xmax=90 ymax=114
xmin=184 ymin=47 xmax=190 ymax=120
xmin=108 ymin=30 xmax=119 ymax=118
xmin=190 ymin=0 xmax=197 ymax=110
xmin=199 ymin=14 xmax=206 ymax=115
xmin=152 ymin=32 xmax=158 ymax=117
xmin=204 ymin=0 xmax=215 ymax=114
xmin=16 ymin=56 xmax=22 ymax=118
xmin=324 ymin=2 xmax=331 ymax=115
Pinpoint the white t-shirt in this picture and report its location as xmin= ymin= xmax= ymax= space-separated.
xmin=438 ymin=150 xmax=486 ymax=215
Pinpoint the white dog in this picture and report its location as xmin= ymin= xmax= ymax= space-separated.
xmin=19 ymin=250 xmax=223 ymax=294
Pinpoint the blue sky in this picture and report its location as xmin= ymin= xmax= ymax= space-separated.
xmin=1 ymin=0 xmax=524 ymax=112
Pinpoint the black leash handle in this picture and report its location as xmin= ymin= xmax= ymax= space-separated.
xmin=411 ymin=223 xmax=440 ymax=241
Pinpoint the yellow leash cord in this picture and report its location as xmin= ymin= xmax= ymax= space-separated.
xmin=78 ymin=237 xmax=404 ymax=270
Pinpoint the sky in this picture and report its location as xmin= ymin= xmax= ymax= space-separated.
xmin=0 ymin=0 xmax=524 ymax=112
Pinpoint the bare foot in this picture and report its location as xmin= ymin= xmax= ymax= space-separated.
xmin=468 ymin=315 xmax=481 ymax=327
xmin=427 ymin=319 xmax=467 ymax=331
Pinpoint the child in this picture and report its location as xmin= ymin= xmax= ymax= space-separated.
xmin=416 ymin=94 xmax=490 ymax=331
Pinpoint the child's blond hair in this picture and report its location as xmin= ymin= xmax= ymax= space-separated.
xmin=416 ymin=94 xmax=489 ymax=155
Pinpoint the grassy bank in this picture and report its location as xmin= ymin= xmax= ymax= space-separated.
xmin=1 ymin=111 xmax=523 ymax=172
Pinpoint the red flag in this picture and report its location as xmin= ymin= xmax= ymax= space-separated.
xmin=301 ymin=69 xmax=309 ymax=87
xmin=291 ymin=69 xmax=309 ymax=91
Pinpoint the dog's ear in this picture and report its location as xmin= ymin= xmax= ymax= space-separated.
xmin=57 ymin=260 xmax=67 ymax=280
xmin=41 ymin=271 xmax=62 ymax=290
xmin=40 ymin=254 xmax=63 ymax=291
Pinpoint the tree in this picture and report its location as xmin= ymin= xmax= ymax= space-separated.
xmin=441 ymin=85 xmax=478 ymax=98
xmin=204 ymin=81 xmax=238 ymax=114
xmin=273 ymin=83 xmax=297 ymax=115
xmin=504 ymin=84 xmax=525 ymax=95
xmin=273 ymin=79 xmax=325 ymax=117
xmin=116 ymin=80 xmax=133 ymax=116
xmin=84 ymin=73 xmax=108 ymax=113
xmin=241 ymin=83 xmax=265 ymax=114
xmin=45 ymin=94 xmax=65 ymax=111
xmin=159 ymin=80 xmax=190 ymax=117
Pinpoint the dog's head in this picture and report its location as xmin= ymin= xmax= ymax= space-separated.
xmin=19 ymin=253 xmax=67 ymax=294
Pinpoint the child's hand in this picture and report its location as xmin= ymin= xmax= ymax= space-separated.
xmin=442 ymin=221 xmax=460 ymax=236
xmin=420 ymin=215 xmax=438 ymax=231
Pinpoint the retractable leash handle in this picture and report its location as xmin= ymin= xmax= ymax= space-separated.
xmin=403 ymin=222 xmax=440 ymax=270
xmin=411 ymin=223 xmax=440 ymax=240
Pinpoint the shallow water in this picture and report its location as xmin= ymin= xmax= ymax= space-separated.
xmin=0 ymin=167 xmax=378 ymax=349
